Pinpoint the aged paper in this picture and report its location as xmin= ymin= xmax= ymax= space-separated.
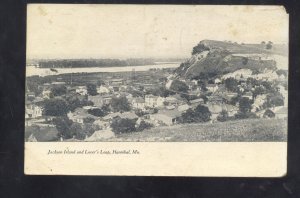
xmin=25 ymin=4 xmax=288 ymax=176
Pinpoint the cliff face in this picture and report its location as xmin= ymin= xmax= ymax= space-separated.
xmin=175 ymin=40 xmax=279 ymax=79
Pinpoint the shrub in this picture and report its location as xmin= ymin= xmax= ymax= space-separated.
xmin=263 ymin=109 xmax=275 ymax=118
xmin=137 ymin=120 xmax=153 ymax=131
xmin=217 ymin=110 xmax=229 ymax=122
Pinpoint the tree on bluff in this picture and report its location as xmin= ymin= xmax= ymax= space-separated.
xmin=192 ymin=43 xmax=210 ymax=55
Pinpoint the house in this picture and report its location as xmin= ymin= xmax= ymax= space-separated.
xmin=25 ymin=102 xmax=43 ymax=119
xmin=222 ymin=92 xmax=238 ymax=102
xmin=26 ymin=92 xmax=35 ymax=99
xmin=103 ymin=112 xmax=122 ymax=121
xmin=93 ymin=119 xmax=110 ymax=130
xmin=102 ymin=112 xmax=138 ymax=122
xmin=109 ymin=78 xmax=124 ymax=86
xmin=88 ymin=95 xmax=103 ymax=107
xmin=88 ymin=94 xmax=112 ymax=107
xmin=252 ymin=94 xmax=267 ymax=112
xmin=132 ymin=98 xmax=146 ymax=110
xmin=223 ymin=104 xmax=239 ymax=117
xmin=118 ymin=112 xmax=139 ymax=120
xmin=206 ymin=103 xmax=223 ymax=120
xmin=76 ymin=86 xmax=87 ymax=95
xmin=85 ymin=129 xmax=115 ymax=141
xmin=243 ymin=92 xmax=253 ymax=99
xmin=206 ymin=84 xmax=219 ymax=93
xmin=188 ymin=90 xmax=201 ymax=97
xmin=42 ymin=89 xmax=51 ymax=99
xmin=178 ymin=104 xmax=190 ymax=112
xmin=206 ymin=103 xmax=238 ymax=119
xmin=97 ymin=86 xmax=110 ymax=94
xmin=51 ymin=81 xmax=66 ymax=86
xmin=145 ymin=95 xmax=157 ymax=107
xmin=150 ymin=109 xmax=182 ymax=126
xmin=67 ymin=108 xmax=97 ymax=124
xmin=214 ymin=78 xmax=222 ymax=84
xmin=190 ymin=98 xmax=204 ymax=105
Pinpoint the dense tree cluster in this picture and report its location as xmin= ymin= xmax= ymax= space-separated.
xmin=51 ymin=85 xmax=67 ymax=97
xmin=111 ymin=117 xmax=137 ymax=134
xmin=43 ymin=98 xmax=69 ymax=116
xmin=38 ymin=59 xmax=155 ymax=68
xmin=180 ymin=105 xmax=211 ymax=123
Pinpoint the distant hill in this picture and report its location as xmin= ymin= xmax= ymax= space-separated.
xmin=175 ymin=40 xmax=287 ymax=79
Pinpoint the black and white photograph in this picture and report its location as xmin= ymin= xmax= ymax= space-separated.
xmin=25 ymin=5 xmax=288 ymax=143
xmin=22 ymin=4 xmax=290 ymax=177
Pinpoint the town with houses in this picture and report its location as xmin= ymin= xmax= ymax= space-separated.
xmin=25 ymin=40 xmax=288 ymax=142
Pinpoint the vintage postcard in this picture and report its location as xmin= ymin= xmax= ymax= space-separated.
xmin=25 ymin=4 xmax=288 ymax=176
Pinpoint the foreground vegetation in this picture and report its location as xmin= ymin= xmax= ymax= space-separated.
xmin=108 ymin=118 xmax=287 ymax=142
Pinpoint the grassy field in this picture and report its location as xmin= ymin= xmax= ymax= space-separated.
xmin=108 ymin=118 xmax=287 ymax=142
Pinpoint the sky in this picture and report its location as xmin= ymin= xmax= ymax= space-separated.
xmin=27 ymin=5 xmax=289 ymax=59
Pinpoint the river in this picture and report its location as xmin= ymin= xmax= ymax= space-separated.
xmin=26 ymin=63 xmax=180 ymax=77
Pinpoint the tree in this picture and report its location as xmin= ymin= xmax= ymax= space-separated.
xmin=111 ymin=117 xmax=136 ymax=134
xmin=88 ymin=108 xmax=108 ymax=117
xmin=97 ymin=80 xmax=105 ymax=86
xmin=266 ymin=41 xmax=273 ymax=49
xmin=253 ymin=86 xmax=265 ymax=99
xmin=224 ymin=77 xmax=238 ymax=92
xmin=69 ymin=123 xmax=85 ymax=140
xmin=66 ymin=95 xmax=94 ymax=112
xmin=43 ymin=98 xmax=69 ymax=116
xmin=261 ymin=41 xmax=266 ymax=45
xmin=242 ymin=57 xmax=248 ymax=65
xmin=263 ymin=109 xmax=275 ymax=118
xmin=198 ymin=80 xmax=208 ymax=92
xmin=169 ymin=80 xmax=189 ymax=93
xmin=264 ymin=94 xmax=284 ymax=108
xmin=217 ymin=110 xmax=229 ymax=122
xmin=83 ymin=117 xmax=95 ymax=124
xmin=53 ymin=116 xmax=73 ymax=139
xmin=192 ymin=43 xmax=210 ymax=55
xmin=111 ymin=96 xmax=131 ymax=112
xmin=86 ymin=83 xmax=98 ymax=96
xmin=137 ymin=120 xmax=153 ymax=131
xmin=180 ymin=105 xmax=211 ymax=123
xmin=51 ymin=85 xmax=67 ymax=97
xmin=239 ymin=97 xmax=253 ymax=114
